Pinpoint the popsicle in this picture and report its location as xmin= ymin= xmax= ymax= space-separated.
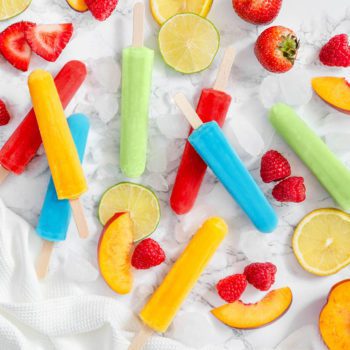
xmin=28 ymin=70 xmax=89 ymax=239
xmin=0 ymin=61 xmax=87 ymax=183
xmin=269 ymin=103 xmax=350 ymax=210
xmin=120 ymin=2 xmax=154 ymax=178
xmin=171 ymin=48 xmax=235 ymax=215
xmin=36 ymin=113 xmax=90 ymax=279
xmin=174 ymin=94 xmax=278 ymax=233
xmin=129 ymin=217 xmax=228 ymax=349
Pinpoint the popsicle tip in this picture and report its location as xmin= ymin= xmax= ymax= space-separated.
xmin=63 ymin=60 xmax=87 ymax=77
xmin=28 ymin=69 xmax=53 ymax=85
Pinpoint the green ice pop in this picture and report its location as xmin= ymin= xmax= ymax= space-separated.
xmin=269 ymin=103 xmax=350 ymax=210
xmin=120 ymin=3 xmax=154 ymax=178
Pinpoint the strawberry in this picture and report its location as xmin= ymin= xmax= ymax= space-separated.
xmin=244 ymin=262 xmax=277 ymax=291
xmin=0 ymin=100 xmax=11 ymax=126
xmin=131 ymin=238 xmax=166 ymax=270
xmin=216 ymin=274 xmax=247 ymax=303
xmin=272 ymin=176 xmax=306 ymax=203
xmin=85 ymin=0 xmax=118 ymax=21
xmin=25 ymin=23 xmax=73 ymax=62
xmin=0 ymin=22 xmax=34 ymax=72
xmin=232 ymin=0 xmax=282 ymax=25
xmin=319 ymin=34 xmax=350 ymax=67
xmin=255 ymin=26 xmax=299 ymax=73
xmin=260 ymin=150 xmax=291 ymax=183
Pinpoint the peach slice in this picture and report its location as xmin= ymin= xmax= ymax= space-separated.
xmin=211 ymin=287 xmax=293 ymax=329
xmin=312 ymin=77 xmax=350 ymax=115
xmin=98 ymin=212 xmax=133 ymax=294
xmin=66 ymin=0 xmax=88 ymax=12
xmin=319 ymin=279 xmax=350 ymax=350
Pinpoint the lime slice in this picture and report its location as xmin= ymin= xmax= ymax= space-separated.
xmin=158 ymin=13 xmax=220 ymax=74
xmin=150 ymin=0 xmax=213 ymax=25
xmin=0 ymin=0 xmax=31 ymax=21
xmin=98 ymin=182 xmax=161 ymax=242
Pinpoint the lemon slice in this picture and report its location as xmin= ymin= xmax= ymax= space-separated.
xmin=158 ymin=13 xmax=220 ymax=74
xmin=0 ymin=0 xmax=31 ymax=21
xmin=150 ymin=0 xmax=213 ymax=25
xmin=98 ymin=182 xmax=160 ymax=242
xmin=293 ymin=208 xmax=350 ymax=276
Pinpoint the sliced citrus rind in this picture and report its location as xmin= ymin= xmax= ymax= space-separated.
xmin=0 ymin=0 xmax=31 ymax=21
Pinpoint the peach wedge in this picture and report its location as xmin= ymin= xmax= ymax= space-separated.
xmin=211 ymin=287 xmax=293 ymax=329
xmin=319 ymin=279 xmax=350 ymax=350
xmin=66 ymin=0 xmax=88 ymax=12
xmin=312 ymin=77 xmax=350 ymax=115
xmin=98 ymin=212 xmax=134 ymax=295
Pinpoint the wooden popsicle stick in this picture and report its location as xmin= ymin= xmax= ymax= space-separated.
xmin=213 ymin=47 xmax=235 ymax=92
xmin=0 ymin=166 xmax=9 ymax=184
xmin=128 ymin=325 xmax=153 ymax=350
xmin=70 ymin=198 xmax=89 ymax=239
xmin=173 ymin=93 xmax=203 ymax=130
xmin=36 ymin=240 xmax=54 ymax=279
xmin=133 ymin=2 xmax=144 ymax=47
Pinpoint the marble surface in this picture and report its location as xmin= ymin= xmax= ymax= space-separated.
xmin=0 ymin=0 xmax=350 ymax=348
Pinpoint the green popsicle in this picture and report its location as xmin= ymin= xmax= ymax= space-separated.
xmin=269 ymin=103 xmax=350 ymax=210
xmin=120 ymin=2 xmax=154 ymax=178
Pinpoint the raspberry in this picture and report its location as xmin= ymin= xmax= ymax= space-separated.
xmin=131 ymin=238 xmax=165 ymax=270
xmin=0 ymin=99 xmax=11 ymax=126
xmin=260 ymin=150 xmax=291 ymax=183
xmin=216 ymin=274 xmax=247 ymax=303
xmin=319 ymin=34 xmax=350 ymax=67
xmin=272 ymin=176 xmax=306 ymax=203
xmin=244 ymin=262 xmax=277 ymax=291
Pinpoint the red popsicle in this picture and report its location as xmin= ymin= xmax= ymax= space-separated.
xmin=0 ymin=60 xmax=87 ymax=182
xmin=170 ymin=48 xmax=235 ymax=215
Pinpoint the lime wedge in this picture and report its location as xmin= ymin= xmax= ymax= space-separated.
xmin=0 ymin=0 xmax=31 ymax=21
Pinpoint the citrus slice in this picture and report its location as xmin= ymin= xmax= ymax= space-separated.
xmin=150 ymin=0 xmax=213 ymax=25
xmin=293 ymin=208 xmax=350 ymax=276
xmin=158 ymin=13 xmax=220 ymax=74
xmin=0 ymin=0 xmax=31 ymax=21
xmin=98 ymin=182 xmax=160 ymax=242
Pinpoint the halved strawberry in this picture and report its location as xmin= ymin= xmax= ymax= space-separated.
xmin=0 ymin=99 xmax=11 ymax=126
xmin=25 ymin=23 xmax=74 ymax=62
xmin=0 ymin=22 xmax=34 ymax=72
xmin=85 ymin=0 xmax=118 ymax=21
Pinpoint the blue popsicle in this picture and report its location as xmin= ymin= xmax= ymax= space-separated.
xmin=36 ymin=114 xmax=90 ymax=241
xmin=189 ymin=121 xmax=278 ymax=233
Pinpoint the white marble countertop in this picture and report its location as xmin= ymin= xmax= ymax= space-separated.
xmin=0 ymin=0 xmax=350 ymax=349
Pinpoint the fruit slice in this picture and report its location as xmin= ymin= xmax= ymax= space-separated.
xmin=158 ymin=13 xmax=219 ymax=74
xmin=98 ymin=212 xmax=133 ymax=294
xmin=150 ymin=0 xmax=213 ymax=25
xmin=98 ymin=182 xmax=160 ymax=242
xmin=0 ymin=0 xmax=31 ymax=21
xmin=319 ymin=280 xmax=350 ymax=350
xmin=211 ymin=287 xmax=292 ymax=329
xmin=312 ymin=77 xmax=350 ymax=115
xmin=293 ymin=208 xmax=350 ymax=276
xmin=66 ymin=0 xmax=88 ymax=12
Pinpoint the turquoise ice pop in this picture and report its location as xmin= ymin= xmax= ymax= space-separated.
xmin=174 ymin=94 xmax=278 ymax=233
xmin=36 ymin=114 xmax=90 ymax=241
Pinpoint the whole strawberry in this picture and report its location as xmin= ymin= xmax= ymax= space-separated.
xmin=85 ymin=0 xmax=118 ymax=21
xmin=232 ymin=0 xmax=282 ymax=25
xmin=260 ymin=150 xmax=291 ymax=183
xmin=131 ymin=238 xmax=165 ymax=269
xmin=255 ymin=26 xmax=299 ymax=73
xmin=319 ymin=34 xmax=350 ymax=67
xmin=244 ymin=262 xmax=277 ymax=291
xmin=216 ymin=274 xmax=247 ymax=303
xmin=272 ymin=176 xmax=306 ymax=203
xmin=0 ymin=100 xmax=11 ymax=126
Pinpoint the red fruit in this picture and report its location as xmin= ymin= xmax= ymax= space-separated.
xmin=0 ymin=22 xmax=34 ymax=72
xmin=244 ymin=262 xmax=277 ymax=291
xmin=85 ymin=0 xmax=118 ymax=21
xmin=216 ymin=274 xmax=247 ymax=303
xmin=131 ymin=238 xmax=166 ymax=270
xmin=319 ymin=34 xmax=350 ymax=68
xmin=272 ymin=176 xmax=306 ymax=203
xmin=232 ymin=0 xmax=282 ymax=25
xmin=260 ymin=150 xmax=291 ymax=183
xmin=0 ymin=100 xmax=11 ymax=126
xmin=255 ymin=26 xmax=299 ymax=73
xmin=25 ymin=23 xmax=73 ymax=62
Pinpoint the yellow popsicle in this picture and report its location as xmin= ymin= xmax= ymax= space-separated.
xmin=139 ymin=217 xmax=228 ymax=333
xmin=28 ymin=70 xmax=87 ymax=200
